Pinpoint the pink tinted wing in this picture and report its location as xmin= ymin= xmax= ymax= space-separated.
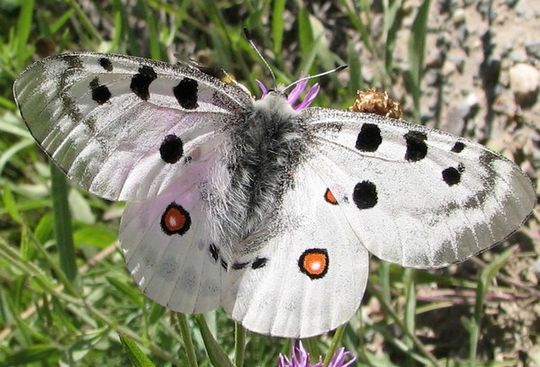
xmin=13 ymin=52 xmax=252 ymax=201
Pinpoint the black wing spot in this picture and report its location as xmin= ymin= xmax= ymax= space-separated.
xmin=442 ymin=166 xmax=463 ymax=186
xmin=130 ymin=65 xmax=157 ymax=100
xmin=251 ymin=257 xmax=268 ymax=269
xmin=404 ymin=131 xmax=428 ymax=162
xmin=99 ymin=57 xmax=113 ymax=71
xmin=173 ymin=78 xmax=199 ymax=109
xmin=232 ymin=261 xmax=250 ymax=270
xmin=220 ymin=258 xmax=229 ymax=270
xmin=353 ymin=181 xmax=378 ymax=209
xmin=89 ymin=77 xmax=111 ymax=104
xmin=160 ymin=134 xmax=184 ymax=164
xmin=355 ymin=123 xmax=382 ymax=152
xmin=451 ymin=141 xmax=465 ymax=153
xmin=209 ymin=244 xmax=219 ymax=262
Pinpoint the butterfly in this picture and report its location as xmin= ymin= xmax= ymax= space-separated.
xmin=13 ymin=52 xmax=535 ymax=338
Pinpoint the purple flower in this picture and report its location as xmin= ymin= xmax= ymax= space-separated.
xmin=256 ymin=79 xmax=320 ymax=110
xmin=277 ymin=340 xmax=355 ymax=367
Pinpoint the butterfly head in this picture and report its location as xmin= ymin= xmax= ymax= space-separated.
xmin=256 ymin=79 xmax=320 ymax=111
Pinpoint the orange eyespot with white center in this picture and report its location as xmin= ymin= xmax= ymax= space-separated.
xmin=324 ymin=188 xmax=338 ymax=205
xmin=160 ymin=202 xmax=191 ymax=235
xmin=298 ymin=249 xmax=329 ymax=279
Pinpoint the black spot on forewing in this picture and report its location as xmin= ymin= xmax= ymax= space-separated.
xmin=251 ymin=257 xmax=268 ymax=269
xmin=130 ymin=65 xmax=157 ymax=100
xmin=442 ymin=164 xmax=464 ymax=186
xmin=355 ymin=123 xmax=382 ymax=152
xmin=353 ymin=181 xmax=378 ymax=209
xmin=404 ymin=131 xmax=428 ymax=162
xmin=173 ymin=78 xmax=199 ymax=109
xmin=89 ymin=77 xmax=111 ymax=104
xmin=451 ymin=141 xmax=465 ymax=153
xmin=99 ymin=57 xmax=113 ymax=71
xmin=160 ymin=134 xmax=183 ymax=164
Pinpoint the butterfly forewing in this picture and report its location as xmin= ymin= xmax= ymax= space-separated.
xmin=305 ymin=108 xmax=535 ymax=268
xmin=13 ymin=52 xmax=252 ymax=201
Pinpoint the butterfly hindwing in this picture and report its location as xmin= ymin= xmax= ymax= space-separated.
xmin=119 ymin=160 xmax=227 ymax=313
xmin=304 ymin=108 xmax=535 ymax=268
xmin=222 ymin=163 xmax=369 ymax=338
xmin=13 ymin=52 xmax=252 ymax=201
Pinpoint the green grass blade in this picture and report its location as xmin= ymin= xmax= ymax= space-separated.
xmin=469 ymin=250 xmax=512 ymax=364
xmin=119 ymin=333 xmax=157 ymax=367
xmin=407 ymin=0 xmax=431 ymax=119
xmin=195 ymin=314 xmax=234 ymax=367
xmin=15 ymin=0 xmax=34 ymax=66
xmin=338 ymin=0 xmax=374 ymax=53
xmin=323 ymin=324 xmax=346 ymax=367
xmin=142 ymin=2 xmax=162 ymax=60
xmin=383 ymin=0 xmax=403 ymax=79
xmin=2 ymin=184 xmax=22 ymax=224
xmin=234 ymin=323 xmax=246 ymax=367
xmin=0 ymin=95 xmax=16 ymax=110
xmin=175 ymin=313 xmax=199 ymax=367
xmin=403 ymin=268 xmax=416 ymax=367
xmin=66 ymin=0 xmax=103 ymax=44
xmin=347 ymin=42 xmax=363 ymax=97
xmin=271 ymin=0 xmax=286 ymax=56
xmin=298 ymin=7 xmax=314 ymax=61
xmin=50 ymin=163 xmax=77 ymax=281
xmin=1 ymin=345 xmax=60 ymax=366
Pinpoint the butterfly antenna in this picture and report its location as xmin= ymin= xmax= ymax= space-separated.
xmin=283 ymin=64 xmax=348 ymax=93
xmin=244 ymin=28 xmax=277 ymax=89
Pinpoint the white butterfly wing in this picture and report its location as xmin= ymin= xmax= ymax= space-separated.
xmin=304 ymin=108 xmax=535 ymax=268
xmin=119 ymin=147 xmax=227 ymax=313
xmin=222 ymin=163 xmax=369 ymax=338
xmin=13 ymin=52 xmax=252 ymax=201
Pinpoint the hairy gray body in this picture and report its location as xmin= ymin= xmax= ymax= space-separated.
xmin=208 ymin=93 xmax=310 ymax=256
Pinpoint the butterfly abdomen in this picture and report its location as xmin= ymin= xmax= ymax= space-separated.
xmin=220 ymin=93 xmax=310 ymax=243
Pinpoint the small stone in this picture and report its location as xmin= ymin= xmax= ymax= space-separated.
xmin=509 ymin=63 xmax=540 ymax=107
xmin=452 ymin=8 xmax=466 ymax=24
xmin=442 ymin=105 xmax=465 ymax=136
xmin=525 ymin=41 xmax=540 ymax=61
xmin=533 ymin=257 xmax=540 ymax=278
xmin=505 ymin=0 xmax=519 ymax=7
xmin=464 ymin=92 xmax=480 ymax=114
xmin=510 ymin=48 xmax=527 ymax=63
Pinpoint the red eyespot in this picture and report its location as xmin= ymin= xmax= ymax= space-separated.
xmin=299 ymin=249 xmax=329 ymax=279
xmin=324 ymin=188 xmax=338 ymax=205
xmin=161 ymin=203 xmax=191 ymax=235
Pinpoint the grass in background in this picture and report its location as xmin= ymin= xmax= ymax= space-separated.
xmin=0 ymin=1 xmax=536 ymax=366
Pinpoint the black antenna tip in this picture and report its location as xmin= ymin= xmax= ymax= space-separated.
xmin=243 ymin=28 xmax=251 ymax=39
xmin=336 ymin=64 xmax=348 ymax=72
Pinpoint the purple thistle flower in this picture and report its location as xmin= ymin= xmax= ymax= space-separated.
xmin=256 ymin=79 xmax=269 ymax=97
xmin=287 ymin=79 xmax=309 ymax=106
xmin=256 ymin=78 xmax=320 ymax=111
xmin=277 ymin=341 xmax=355 ymax=367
